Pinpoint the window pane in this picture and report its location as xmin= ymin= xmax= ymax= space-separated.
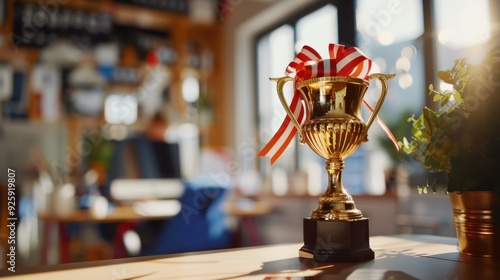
xmin=296 ymin=4 xmax=338 ymax=56
xmin=356 ymin=0 xmax=425 ymax=124
xmin=257 ymin=24 xmax=295 ymax=194
xmin=356 ymin=0 xmax=426 ymax=194
xmin=356 ymin=0 xmax=424 ymax=46
xmin=434 ymin=0 xmax=491 ymax=69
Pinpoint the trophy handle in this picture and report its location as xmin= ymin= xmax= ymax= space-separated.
xmin=271 ymin=76 xmax=308 ymax=143
xmin=364 ymin=73 xmax=396 ymax=133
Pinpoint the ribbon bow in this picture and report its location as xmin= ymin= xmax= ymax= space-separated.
xmin=258 ymin=43 xmax=399 ymax=164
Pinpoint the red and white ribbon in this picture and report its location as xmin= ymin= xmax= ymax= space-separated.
xmin=258 ymin=43 xmax=397 ymax=164
xmin=257 ymin=94 xmax=305 ymax=164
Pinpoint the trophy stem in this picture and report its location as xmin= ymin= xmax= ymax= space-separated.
xmin=325 ymin=158 xmax=347 ymax=197
xmin=310 ymin=158 xmax=363 ymax=220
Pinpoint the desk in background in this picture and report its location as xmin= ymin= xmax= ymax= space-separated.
xmin=4 ymin=234 xmax=500 ymax=279
xmin=38 ymin=203 xmax=180 ymax=265
xmin=225 ymin=199 xmax=273 ymax=247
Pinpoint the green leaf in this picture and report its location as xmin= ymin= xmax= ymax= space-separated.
xmin=417 ymin=186 xmax=423 ymax=194
xmin=440 ymin=93 xmax=451 ymax=107
xmin=431 ymin=182 xmax=437 ymax=194
xmin=422 ymin=107 xmax=439 ymax=135
xmin=437 ymin=70 xmax=454 ymax=84
xmin=403 ymin=137 xmax=410 ymax=150
xmin=453 ymin=91 xmax=464 ymax=103
xmin=428 ymin=84 xmax=434 ymax=91
xmin=433 ymin=94 xmax=443 ymax=102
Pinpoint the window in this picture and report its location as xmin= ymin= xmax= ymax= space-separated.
xmin=256 ymin=3 xmax=342 ymax=196
xmin=296 ymin=5 xmax=339 ymax=56
xmin=433 ymin=0 xmax=491 ymax=75
xmin=355 ymin=0 xmax=427 ymax=195
xmin=255 ymin=0 xmax=495 ymax=196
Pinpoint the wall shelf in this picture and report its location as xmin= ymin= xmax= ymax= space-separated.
xmin=1 ymin=0 xmax=227 ymax=181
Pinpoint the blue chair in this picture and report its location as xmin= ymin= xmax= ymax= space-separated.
xmin=140 ymin=174 xmax=232 ymax=255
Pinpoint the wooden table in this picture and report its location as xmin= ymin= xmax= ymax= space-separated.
xmin=38 ymin=206 xmax=175 ymax=224
xmin=38 ymin=200 xmax=270 ymax=264
xmin=38 ymin=205 xmax=180 ymax=265
xmin=3 ymin=234 xmax=500 ymax=279
xmin=225 ymin=200 xmax=273 ymax=246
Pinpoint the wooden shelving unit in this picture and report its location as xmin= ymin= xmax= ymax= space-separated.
xmin=0 ymin=0 xmax=227 ymax=180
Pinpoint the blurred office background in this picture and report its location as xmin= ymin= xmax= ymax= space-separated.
xmin=0 ymin=0 xmax=498 ymax=267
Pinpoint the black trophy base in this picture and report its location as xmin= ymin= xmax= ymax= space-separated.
xmin=299 ymin=217 xmax=374 ymax=262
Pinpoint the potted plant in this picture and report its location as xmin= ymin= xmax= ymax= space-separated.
xmin=399 ymin=46 xmax=500 ymax=257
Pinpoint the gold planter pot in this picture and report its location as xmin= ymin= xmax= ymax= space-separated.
xmin=449 ymin=191 xmax=500 ymax=257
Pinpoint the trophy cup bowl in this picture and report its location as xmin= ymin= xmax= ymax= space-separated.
xmin=274 ymin=73 xmax=395 ymax=262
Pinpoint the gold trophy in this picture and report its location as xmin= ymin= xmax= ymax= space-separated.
xmin=274 ymin=73 xmax=395 ymax=262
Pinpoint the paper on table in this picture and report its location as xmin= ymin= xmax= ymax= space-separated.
xmin=132 ymin=200 xmax=181 ymax=217
xmin=110 ymin=179 xmax=184 ymax=201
